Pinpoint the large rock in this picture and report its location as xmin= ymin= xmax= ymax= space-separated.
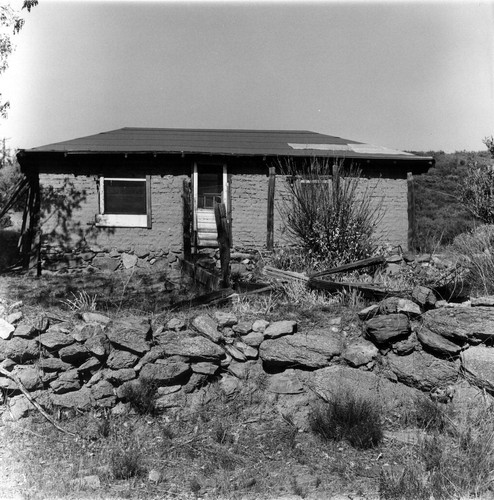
xmin=13 ymin=322 xmax=36 ymax=339
xmin=397 ymin=298 xmax=422 ymax=318
xmin=139 ymin=358 xmax=190 ymax=386
xmin=91 ymin=380 xmax=115 ymax=400
xmin=385 ymin=351 xmax=460 ymax=391
xmin=12 ymin=365 xmax=43 ymax=391
xmin=105 ymin=368 xmax=136 ymax=384
xmin=365 ymin=314 xmax=410 ymax=346
xmin=106 ymin=349 xmax=139 ymax=369
xmin=263 ymin=320 xmax=297 ymax=339
xmin=59 ymin=343 xmax=92 ymax=364
xmin=92 ymin=256 xmax=120 ymax=273
xmin=214 ymin=311 xmax=238 ymax=328
xmin=85 ymin=332 xmax=111 ymax=358
xmin=412 ymin=285 xmax=437 ymax=309
xmin=259 ymin=330 xmax=343 ymax=369
xmin=267 ymin=370 xmax=305 ymax=394
xmin=192 ymin=362 xmax=218 ymax=376
xmin=0 ymin=318 xmax=15 ymax=340
xmin=72 ymin=323 xmax=104 ymax=342
xmin=342 ymin=340 xmax=378 ymax=367
xmin=3 ymin=395 xmax=32 ymax=421
xmin=461 ymin=346 xmax=494 ymax=392
xmin=192 ymin=315 xmax=223 ymax=343
xmin=51 ymin=386 xmax=94 ymax=409
xmin=158 ymin=331 xmax=224 ymax=361
xmin=106 ymin=317 xmax=151 ymax=354
xmin=242 ymin=331 xmax=264 ymax=347
xmin=81 ymin=312 xmax=111 ymax=326
xmin=50 ymin=369 xmax=81 ymax=394
xmin=38 ymin=357 xmax=72 ymax=372
xmin=357 ymin=304 xmax=379 ymax=321
xmin=38 ymin=330 xmax=75 ymax=350
xmin=0 ymin=337 xmax=39 ymax=363
xmin=416 ymin=327 xmax=463 ymax=356
xmin=308 ymin=365 xmax=422 ymax=415
xmin=423 ymin=307 xmax=494 ymax=343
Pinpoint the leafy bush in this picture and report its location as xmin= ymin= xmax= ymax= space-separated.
xmin=278 ymin=160 xmax=382 ymax=271
xmin=450 ymin=224 xmax=494 ymax=296
xmin=309 ymin=391 xmax=383 ymax=449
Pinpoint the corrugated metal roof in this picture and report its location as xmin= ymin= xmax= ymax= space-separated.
xmin=23 ymin=127 xmax=430 ymax=161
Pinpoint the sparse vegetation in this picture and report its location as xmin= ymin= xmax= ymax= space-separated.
xmin=61 ymin=290 xmax=98 ymax=313
xmin=120 ymin=378 xmax=158 ymax=415
xmin=310 ymin=391 xmax=383 ymax=450
xmin=450 ymin=224 xmax=494 ymax=296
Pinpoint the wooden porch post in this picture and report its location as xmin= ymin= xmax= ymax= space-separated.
xmin=215 ymin=202 xmax=231 ymax=288
xmin=182 ymin=178 xmax=192 ymax=260
xmin=267 ymin=166 xmax=275 ymax=250
xmin=407 ymin=172 xmax=417 ymax=252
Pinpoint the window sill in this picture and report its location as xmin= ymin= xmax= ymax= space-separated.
xmin=95 ymin=214 xmax=149 ymax=228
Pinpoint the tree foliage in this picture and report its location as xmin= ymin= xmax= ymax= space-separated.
xmin=457 ymin=139 xmax=494 ymax=225
xmin=413 ymin=150 xmax=492 ymax=252
xmin=0 ymin=0 xmax=38 ymax=117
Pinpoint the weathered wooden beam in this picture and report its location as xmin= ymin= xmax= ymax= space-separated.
xmin=264 ymin=265 xmax=308 ymax=282
xmin=308 ymin=277 xmax=407 ymax=300
xmin=169 ymin=287 xmax=235 ymax=310
xmin=407 ymin=172 xmax=417 ymax=252
xmin=309 ymin=256 xmax=385 ymax=279
xmin=182 ymin=179 xmax=192 ymax=260
xmin=266 ymin=166 xmax=275 ymax=250
xmin=215 ymin=202 xmax=231 ymax=288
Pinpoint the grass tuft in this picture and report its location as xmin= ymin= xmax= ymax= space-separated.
xmin=110 ymin=445 xmax=144 ymax=480
xmin=120 ymin=378 xmax=158 ymax=415
xmin=310 ymin=391 xmax=383 ymax=449
xmin=61 ymin=290 xmax=98 ymax=312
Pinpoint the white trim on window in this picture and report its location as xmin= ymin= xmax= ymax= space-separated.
xmin=96 ymin=176 xmax=151 ymax=228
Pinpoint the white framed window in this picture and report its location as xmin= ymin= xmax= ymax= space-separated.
xmin=95 ymin=176 xmax=151 ymax=228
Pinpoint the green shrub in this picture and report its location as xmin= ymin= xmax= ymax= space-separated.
xmin=278 ymin=160 xmax=382 ymax=271
xmin=309 ymin=391 xmax=383 ymax=449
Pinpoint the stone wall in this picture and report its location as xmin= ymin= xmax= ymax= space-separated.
xmin=2 ymin=288 xmax=494 ymax=425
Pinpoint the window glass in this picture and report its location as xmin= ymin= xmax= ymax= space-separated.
xmin=104 ymin=179 xmax=146 ymax=214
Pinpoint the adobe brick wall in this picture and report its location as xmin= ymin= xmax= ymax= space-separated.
xmin=230 ymin=174 xmax=269 ymax=248
xmin=270 ymin=176 xmax=409 ymax=251
xmin=38 ymin=173 xmax=186 ymax=279
xmin=37 ymin=170 xmax=409 ymax=276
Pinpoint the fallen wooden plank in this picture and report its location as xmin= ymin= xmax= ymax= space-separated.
xmin=264 ymin=266 xmax=308 ymax=282
xmin=308 ymin=277 xmax=408 ymax=300
xmin=168 ymin=287 xmax=235 ymax=310
xmin=309 ymin=255 xmax=386 ymax=279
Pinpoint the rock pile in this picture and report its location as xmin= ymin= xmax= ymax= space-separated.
xmin=2 ymin=285 xmax=494 ymax=424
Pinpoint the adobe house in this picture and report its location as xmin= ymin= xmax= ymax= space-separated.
xmin=16 ymin=128 xmax=433 ymax=279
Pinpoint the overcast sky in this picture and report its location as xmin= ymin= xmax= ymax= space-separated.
xmin=2 ymin=0 xmax=493 ymax=153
